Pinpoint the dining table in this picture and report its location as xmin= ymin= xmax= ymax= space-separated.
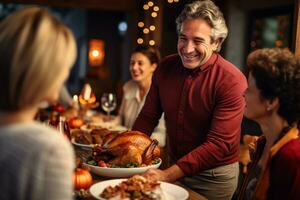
xmin=73 ymin=145 xmax=207 ymax=200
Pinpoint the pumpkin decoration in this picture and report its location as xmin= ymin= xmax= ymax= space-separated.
xmin=68 ymin=117 xmax=84 ymax=129
xmin=73 ymin=168 xmax=93 ymax=190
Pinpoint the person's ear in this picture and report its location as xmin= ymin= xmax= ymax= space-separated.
xmin=211 ymin=38 xmax=221 ymax=51
xmin=266 ymin=97 xmax=279 ymax=112
xmin=151 ymin=63 xmax=158 ymax=72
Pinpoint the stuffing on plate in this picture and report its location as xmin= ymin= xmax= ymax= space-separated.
xmin=100 ymin=175 xmax=166 ymax=200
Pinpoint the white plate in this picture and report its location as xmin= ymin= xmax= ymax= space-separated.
xmin=83 ymin=158 xmax=162 ymax=178
xmin=71 ymin=138 xmax=94 ymax=150
xmin=89 ymin=179 xmax=189 ymax=200
xmin=80 ymin=124 xmax=128 ymax=132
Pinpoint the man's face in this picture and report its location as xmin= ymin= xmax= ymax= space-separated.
xmin=177 ymin=18 xmax=219 ymax=69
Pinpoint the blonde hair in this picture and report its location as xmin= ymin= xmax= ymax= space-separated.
xmin=0 ymin=6 xmax=77 ymax=111
xmin=176 ymin=0 xmax=228 ymax=52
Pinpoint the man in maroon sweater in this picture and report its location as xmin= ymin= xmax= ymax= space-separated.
xmin=133 ymin=1 xmax=247 ymax=199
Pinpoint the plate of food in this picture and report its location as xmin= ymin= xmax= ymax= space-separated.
xmin=83 ymin=158 xmax=161 ymax=178
xmin=83 ymin=130 xmax=162 ymax=178
xmin=71 ymin=138 xmax=94 ymax=150
xmin=89 ymin=175 xmax=189 ymax=200
xmin=81 ymin=123 xmax=128 ymax=133
xmin=71 ymin=128 xmax=119 ymax=149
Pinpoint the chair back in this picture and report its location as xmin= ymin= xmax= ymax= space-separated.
xmin=235 ymin=135 xmax=266 ymax=200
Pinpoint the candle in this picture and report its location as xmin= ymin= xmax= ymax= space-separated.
xmin=83 ymin=84 xmax=91 ymax=100
xmin=73 ymin=95 xmax=79 ymax=110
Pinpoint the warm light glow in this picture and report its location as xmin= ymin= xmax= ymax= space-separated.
xmin=143 ymin=4 xmax=149 ymax=10
xmin=174 ymin=0 xmax=179 ymax=2
xmin=137 ymin=38 xmax=144 ymax=44
xmin=143 ymin=28 xmax=150 ymax=34
xmin=149 ymin=40 xmax=155 ymax=46
xmin=151 ymin=12 xmax=158 ymax=18
xmin=168 ymin=0 xmax=174 ymax=3
xmin=79 ymin=84 xmax=96 ymax=105
xmin=138 ymin=21 xmax=145 ymax=28
xmin=89 ymin=39 xmax=105 ymax=67
xmin=148 ymin=1 xmax=154 ymax=7
xmin=73 ymin=95 xmax=78 ymax=102
xmin=92 ymin=50 xmax=100 ymax=57
xmin=72 ymin=95 xmax=79 ymax=109
xmin=149 ymin=25 xmax=156 ymax=31
xmin=153 ymin=6 xmax=159 ymax=11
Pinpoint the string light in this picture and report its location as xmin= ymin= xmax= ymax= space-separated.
xmin=151 ymin=12 xmax=157 ymax=18
xmin=174 ymin=0 xmax=179 ymax=2
xmin=137 ymin=1 xmax=165 ymax=47
xmin=143 ymin=4 xmax=149 ymax=10
xmin=148 ymin=1 xmax=154 ymax=7
xmin=137 ymin=38 xmax=144 ymax=44
xmin=149 ymin=40 xmax=155 ymax=46
xmin=138 ymin=21 xmax=144 ymax=28
xmin=168 ymin=0 xmax=174 ymax=3
xmin=153 ymin=6 xmax=159 ymax=12
xmin=143 ymin=28 xmax=150 ymax=34
xmin=149 ymin=25 xmax=156 ymax=31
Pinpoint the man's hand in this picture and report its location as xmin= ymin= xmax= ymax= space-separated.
xmin=143 ymin=168 xmax=168 ymax=182
xmin=143 ymin=164 xmax=185 ymax=182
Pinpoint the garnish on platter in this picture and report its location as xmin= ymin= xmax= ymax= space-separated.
xmin=100 ymin=175 xmax=165 ymax=200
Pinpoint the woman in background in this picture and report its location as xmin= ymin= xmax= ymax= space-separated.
xmin=118 ymin=45 xmax=166 ymax=147
xmin=243 ymin=48 xmax=300 ymax=200
xmin=0 ymin=7 xmax=77 ymax=200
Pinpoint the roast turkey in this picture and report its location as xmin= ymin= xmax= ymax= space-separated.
xmin=92 ymin=131 xmax=161 ymax=166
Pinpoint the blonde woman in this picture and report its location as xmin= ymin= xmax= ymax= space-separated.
xmin=0 ymin=7 xmax=77 ymax=200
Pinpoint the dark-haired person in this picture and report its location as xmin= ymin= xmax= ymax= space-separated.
xmin=244 ymin=48 xmax=300 ymax=200
xmin=132 ymin=0 xmax=247 ymax=199
xmin=118 ymin=45 xmax=166 ymax=147
xmin=0 ymin=7 xmax=76 ymax=200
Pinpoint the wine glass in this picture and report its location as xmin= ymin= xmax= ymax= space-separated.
xmin=101 ymin=93 xmax=117 ymax=119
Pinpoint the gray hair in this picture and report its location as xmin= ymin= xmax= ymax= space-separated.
xmin=176 ymin=0 xmax=228 ymax=52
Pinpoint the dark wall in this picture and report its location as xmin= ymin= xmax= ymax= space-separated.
xmin=86 ymin=10 xmax=125 ymax=100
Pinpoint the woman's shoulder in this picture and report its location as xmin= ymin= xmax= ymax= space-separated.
xmin=0 ymin=122 xmax=74 ymax=168
xmin=0 ymin=122 xmax=72 ymax=153
xmin=123 ymin=80 xmax=139 ymax=98
xmin=123 ymin=80 xmax=137 ymax=89
xmin=273 ymin=138 xmax=300 ymax=168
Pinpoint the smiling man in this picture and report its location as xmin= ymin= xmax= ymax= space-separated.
xmin=132 ymin=1 xmax=247 ymax=199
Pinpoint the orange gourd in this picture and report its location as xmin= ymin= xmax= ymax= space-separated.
xmin=68 ymin=117 xmax=84 ymax=129
xmin=73 ymin=168 xmax=93 ymax=190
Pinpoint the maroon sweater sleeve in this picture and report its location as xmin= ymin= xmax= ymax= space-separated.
xmin=176 ymin=67 xmax=247 ymax=175
xmin=132 ymin=67 xmax=163 ymax=136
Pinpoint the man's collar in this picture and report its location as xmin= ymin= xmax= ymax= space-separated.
xmin=183 ymin=53 xmax=218 ymax=75
xmin=200 ymin=53 xmax=218 ymax=71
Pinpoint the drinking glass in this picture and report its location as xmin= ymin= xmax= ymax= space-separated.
xmin=101 ymin=93 xmax=117 ymax=119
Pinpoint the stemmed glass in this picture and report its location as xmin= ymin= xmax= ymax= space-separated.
xmin=101 ymin=93 xmax=117 ymax=119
